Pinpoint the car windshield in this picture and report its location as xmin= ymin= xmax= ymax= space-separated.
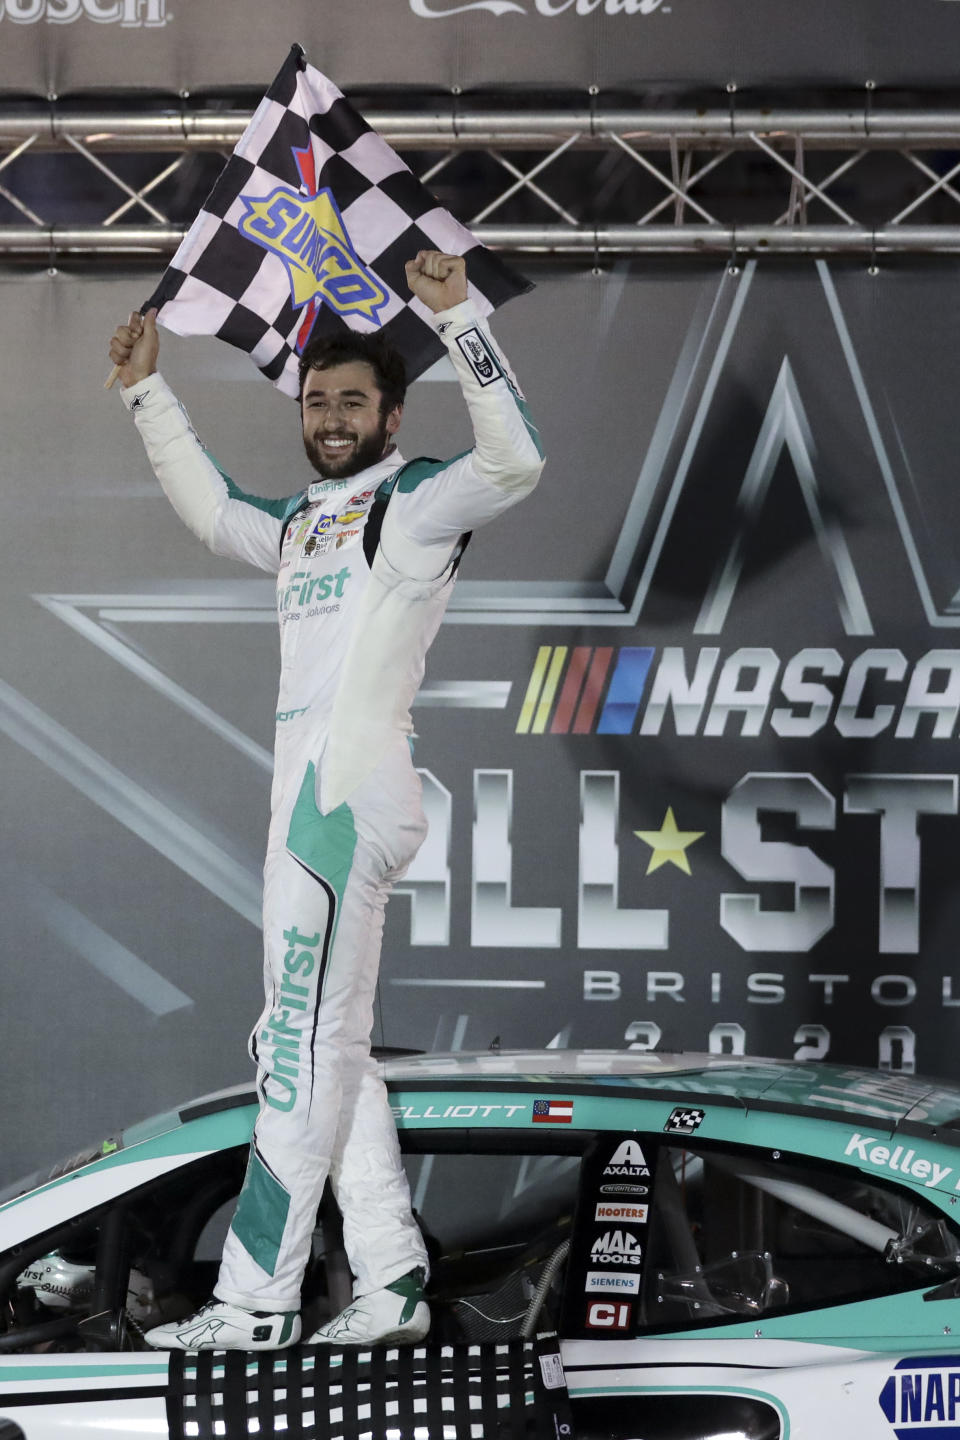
xmin=0 ymin=1135 xmax=583 ymax=1352
xmin=642 ymin=1144 xmax=960 ymax=1328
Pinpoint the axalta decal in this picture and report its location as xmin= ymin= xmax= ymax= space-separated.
xmin=845 ymin=1133 xmax=954 ymax=1190
xmin=410 ymin=0 xmax=667 ymax=17
xmin=0 ymin=0 xmax=167 ymax=23
xmin=880 ymin=1356 xmax=960 ymax=1438
xmin=239 ymin=145 xmax=387 ymax=352
xmin=517 ymin=644 xmax=960 ymax=740
xmin=603 ymin=1139 xmax=650 ymax=1178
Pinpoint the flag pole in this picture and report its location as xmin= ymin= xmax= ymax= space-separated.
xmin=103 ymin=45 xmax=307 ymax=391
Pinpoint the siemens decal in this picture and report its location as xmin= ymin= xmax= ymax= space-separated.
xmin=0 ymin=0 xmax=167 ymax=22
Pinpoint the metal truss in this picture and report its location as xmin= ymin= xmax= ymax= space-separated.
xmin=5 ymin=98 xmax=960 ymax=263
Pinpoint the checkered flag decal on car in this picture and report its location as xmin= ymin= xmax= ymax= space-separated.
xmin=143 ymin=43 xmax=532 ymax=396
xmin=166 ymin=1336 xmax=571 ymax=1440
xmin=664 ymin=1107 xmax=705 ymax=1135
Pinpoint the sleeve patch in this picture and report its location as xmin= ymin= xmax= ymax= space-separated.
xmin=455 ymin=328 xmax=501 ymax=387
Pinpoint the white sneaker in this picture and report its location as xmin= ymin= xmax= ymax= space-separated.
xmin=144 ymin=1299 xmax=301 ymax=1351
xmin=308 ymin=1267 xmax=429 ymax=1346
xmin=16 ymin=1253 xmax=94 ymax=1312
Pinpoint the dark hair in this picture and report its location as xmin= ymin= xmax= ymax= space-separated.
xmin=297 ymin=331 xmax=407 ymax=413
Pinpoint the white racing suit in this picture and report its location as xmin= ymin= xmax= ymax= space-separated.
xmin=121 ymin=301 xmax=544 ymax=1313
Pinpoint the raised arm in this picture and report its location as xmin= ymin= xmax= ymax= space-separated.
xmin=109 ymin=309 xmax=289 ymax=574
xmin=381 ymin=253 xmax=545 ymax=581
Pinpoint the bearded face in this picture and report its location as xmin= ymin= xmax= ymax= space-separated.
xmin=300 ymin=360 xmax=401 ymax=480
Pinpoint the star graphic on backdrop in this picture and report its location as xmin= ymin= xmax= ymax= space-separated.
xmin=634 ymin=808 xmax=705 ymax=876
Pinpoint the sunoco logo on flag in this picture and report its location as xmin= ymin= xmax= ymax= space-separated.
xmin=238 ymin=157 xmax=388 ymax=325
xmin=142 ymin=43 xmax=531 ymax=397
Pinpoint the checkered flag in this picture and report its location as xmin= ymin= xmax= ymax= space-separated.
xmin=664 ymin=1107 xmax=705 ymax=1135
xmin=143 ymin=44 xmax=532 ymax=396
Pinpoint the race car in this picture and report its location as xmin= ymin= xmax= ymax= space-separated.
xmin=1 ymin=1049 xmax=960 ymax=1440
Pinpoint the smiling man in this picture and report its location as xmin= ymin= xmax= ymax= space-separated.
xmin=299 ymin=339 xmax=404 ymax=479
xmin=108 ymin=250 xmax=544 ymax=1351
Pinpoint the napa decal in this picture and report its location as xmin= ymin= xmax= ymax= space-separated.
xmin=880 ymin=1357 xmax=960 ymax=1437
xmin=238 ymin=145 xmax=388 ymax=344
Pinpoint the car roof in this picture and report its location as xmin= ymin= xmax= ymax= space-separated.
xmin=5 ymin=1051 xmax=960 ymax=1245
xmin=170 ymin=1050 xmax=960 ymax=1132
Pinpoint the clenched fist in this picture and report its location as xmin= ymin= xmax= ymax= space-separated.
xmin=404 ymin=251 xmax=468 ymax=314
xmin=108 ymin=308 xmax=160 ymax=388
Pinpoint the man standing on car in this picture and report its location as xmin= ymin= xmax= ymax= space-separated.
xmin=108 ymin=251 xmax=544 ymax=1351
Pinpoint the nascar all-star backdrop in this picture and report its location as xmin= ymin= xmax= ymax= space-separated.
xmin=0 ymin=0 xmax=957 ymax=92
xmin=3 ymin=259 xmax=960 ymax=1180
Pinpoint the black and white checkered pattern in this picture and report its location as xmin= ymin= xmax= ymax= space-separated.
xmin=166 ymin=1337 xmax=571 ymax=1440
xmin=664 ymin=1106 xmax=706 ymax=1135
xmin=144 ymin=44 xmax=531 ymax=396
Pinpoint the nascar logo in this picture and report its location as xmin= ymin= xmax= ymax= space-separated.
xmin=517 ymin=645 xmax=650 ymax=735
xmin=517 ymin=643 xmax=960 ymax=742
